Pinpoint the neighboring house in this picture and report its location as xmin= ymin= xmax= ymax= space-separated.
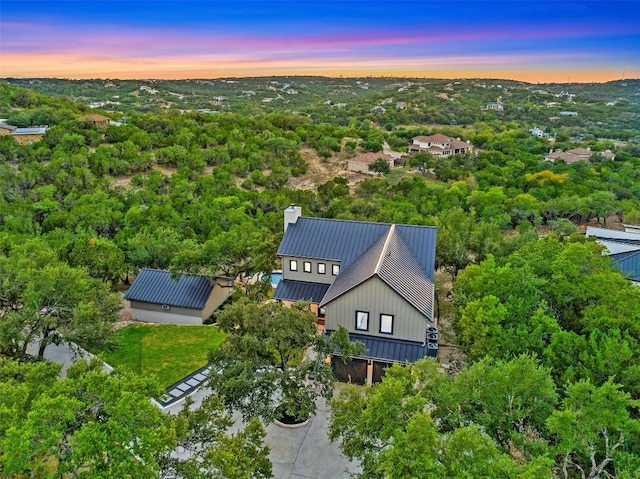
xmin=11 ymin=126 xmax=48 ymax=145
xmin=544 ymin=147 xmax=615 ymax=164
xmin=586 ymin=226 xmax=640 ymax=286
xmin=274 ymin=206 xmax=437 ymax=384
xmin=529 ymin=127 xmax=549 ymax=138
xmin=124 ymin=268 xmax=233 ymax=325
xmin=0 ymin=124 xmax=17 ymax=136
xmin=79 ymin=113 xmax=111 ymax=128
xmin=559 ymin=111 xmax=578 ymax=116
xmin=486 ymin=102 xmax=504 ymax=111
xmin=408 ymin=134 xmax=473 ymax=157
xmin=347 ymin=152 xmax=395 ymax=174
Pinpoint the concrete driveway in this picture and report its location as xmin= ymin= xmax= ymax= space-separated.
xmin=35 ymin=342 xmax=361 ymax=479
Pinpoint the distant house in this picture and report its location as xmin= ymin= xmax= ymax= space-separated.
xmin=79 ymin=113 xmax=111 ymax=128
xmin=585 ymin=226 xmax=640 ymax=286
xmin=544 ymin=147 xmax=615 ymax=164
xmin=347 ymin=152 xmax=395 ymax=174
xmin=559 ymin=111 xmax=578 ymax=116
xmin=0 ymin=124 xmax=17 ymax=136
xmin=408 ymin=134 xmax=473 ymax=157
xmin=11 ymin=126 xmax=48 ymax=145
xmin=486 ymin=102 xmax=504 ymax=111
xmin=124 ymin=268 xmax=233 ymax=325
xmin=274 ymin=206 xmax=437 ymax=384
xmin=529 ymin=127 xmax=549 ymax=138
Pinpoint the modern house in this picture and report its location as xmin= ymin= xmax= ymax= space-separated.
xmin=586 ymin=226 xmax=640 ymax=286
xmin=124 ymin=268 xmax=233 ymax=325
xmin=347 ymin=152 xmax=395 ymax=174
xmin=274 ymin=206 xmax=437 ymax=384
xmin=408 ymin=134 xmax=473 ymax=157
xmin=545 ymin=147 xmax=615 ymax=164
xmin=11 ymin=126 xmax=48 ymax=145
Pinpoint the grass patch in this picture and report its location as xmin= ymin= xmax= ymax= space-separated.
xmin=99 ymin=324 xmax=226 ymax=388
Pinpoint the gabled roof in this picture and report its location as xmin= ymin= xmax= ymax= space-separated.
xmin=0 ymin=124 xmax=17 ymax=131
xmin=320 ymin=225 xmax=434 ymax=318
xmin=124 ymin=268 xmax=213 ymax=310
xmin=277 ymin=217 xmax=436 ymax=279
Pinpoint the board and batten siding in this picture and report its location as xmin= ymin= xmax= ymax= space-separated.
xmin=324 ymin=276 xmax=431 ymax=343
xmin=281 ymin=255 xmax=339 ymax=285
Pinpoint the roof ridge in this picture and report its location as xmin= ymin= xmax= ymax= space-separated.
xmin=374 ymin=224 xmax=395 ymax=274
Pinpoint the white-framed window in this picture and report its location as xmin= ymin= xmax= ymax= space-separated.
xmin=303 ymin=261 xmax=312 ymax=273
xmin=319 ymin=306 xmax=326 ymax=316
xmin=356 ymin=311 xmax=369 ymax=331
xmin=380 ymin=314 xmax=394 ymax=334
xmin=318 ymin=263 xmax=326 ymax=274
xmin=290 ymin=259 xmax=298 ymax=271
xmin=332 ymin=264 xmax=340 ymax=276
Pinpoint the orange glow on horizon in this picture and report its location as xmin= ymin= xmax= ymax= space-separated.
xmin=1 ymin=52 xmax=634 ymax=84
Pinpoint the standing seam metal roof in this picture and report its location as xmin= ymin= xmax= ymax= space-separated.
xmin=343 ymin=332 xmax=427 ymax=363
xmin=277 ymin=217 xmax=436 ymax=279
xmin=320 ymin=226 xmax=434 ymax=318
xmin=124 ymin=268 xmax=213 ymax=309
xmin=273 ymin=280 xmax=331 ymax=303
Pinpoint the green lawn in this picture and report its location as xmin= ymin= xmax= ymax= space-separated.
xmin=100 ymin=324 xmax=226 ymax=388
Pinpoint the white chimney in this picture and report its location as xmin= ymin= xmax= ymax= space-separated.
xmin=284 ymin=205 xmax=302 ymax=232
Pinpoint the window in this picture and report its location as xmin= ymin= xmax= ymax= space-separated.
xmin=317 ymin=263 xmax=326 ymax=274
xmin=332 ymin=264 xmax=340 ymax=276
xmin=356 ymin=311 xmax=369 ymax=331
xmin=319 ymin=306 xmax=326 ymax=316
xmin=380 ymin=314 xmax=394 ymax=334
xmin=289 ymin=260 xmax=298 ymax=271
xmin=303 ymin=261 xmax=312 ymax=273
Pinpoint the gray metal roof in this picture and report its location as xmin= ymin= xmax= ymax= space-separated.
xmin=586 ymin=226 xmax=640 ymax=242
xmin=278 ymin=217 xmax=390 ymax=267
xmin=12 ymin=127 xmax=48 ymax=135
xmin=278 ymin=217 xmax=436 ymax=280
xmin=346 ymin=332 xmax=427 ymax=363
xmin=320 ymin=225 xmax=434 ymax=319
xmin=273 ymin=280 xmax=331 ymax=304
xmin=597 ymin=239 xmax=640 ymax=256
xmin=124 ymin=268 xmax=213 ymax=309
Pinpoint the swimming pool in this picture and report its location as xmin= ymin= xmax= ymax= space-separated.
xmin=260 ymin=271 xmax=283 ymax=288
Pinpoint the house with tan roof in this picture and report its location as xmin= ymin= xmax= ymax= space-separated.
xmin=347 ymin=152 xmax=395 ymax=174
xmin=79 ymin=114 xmax=111 ymax=128
xmin=545 ymin=147 xmax=615 ymax=164
xmin=408 ymin=134 xmax=473 ymax=157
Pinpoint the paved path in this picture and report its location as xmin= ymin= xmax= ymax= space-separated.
xmin=34 ymin=342 xmax=361 ymax=479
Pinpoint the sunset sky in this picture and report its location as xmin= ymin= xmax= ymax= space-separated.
xmin=1 ymin=0 xmax=639 ymax=82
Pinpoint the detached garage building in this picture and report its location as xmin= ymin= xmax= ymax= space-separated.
xmin=124 ymin=268 xmax=232 ymax=325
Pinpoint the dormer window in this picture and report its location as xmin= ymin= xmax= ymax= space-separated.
xmin=303 ymin=261 xmax=312 ymax=273
xmin=290 ymin=260 xmax=298 ymax=271
xmin=332 ymin=264 xmax=340 ymax=276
